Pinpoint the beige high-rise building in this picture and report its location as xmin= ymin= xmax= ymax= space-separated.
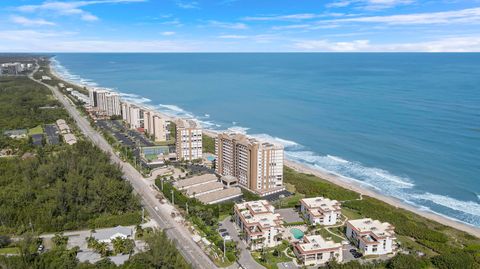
xmin=143 ymin=110 xmax=169 ymax=142
xmin=215 ymin=133 xmax=284 ymax=196
xmin=121 ymin=101 xmax=143 ymax=129
xmin=175 ymin=119 xmax=202 ymax=161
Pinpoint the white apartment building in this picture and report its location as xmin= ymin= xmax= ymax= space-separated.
xmin=234 ymin=200 xmax=284 ymax=250
xmin=89 ymin=88 xmax=121 ymax=117
xmin=143 ymin=110 xmax=169 ymax=142
xmin=300 ymin=197 xmax=341 ymax=226
xmin=346 ymin=218 xmax=396 ymax=256
xmin=215 ymin=133 xmax=284 ymax=196
xmin=105 ymin=92 xmax=121 ymax=116
xmin=175 ymin=119 xmax=202 ymax=161
xmin=293 ymin=235 xmax=343 ymax=266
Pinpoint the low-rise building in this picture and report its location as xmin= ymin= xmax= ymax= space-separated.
xmin=196 ymin=187 xmax=242 ymax=204
xmin=3 ymin=129 xmax=27 ymax=139
xmin=174 ymin=174 xmax=218 ymax=190
xmin=92 ymin=226 xmax=133 ymax=243
xmin=300 ymin=197 xmax=341 ymax=226
xmin=346 ymin=218 xmax=396 ymax=255
xmin=64 ymin=133 xmax=77 ymax=145
xmin=185 ymin=181 xmax=224 ymax=198
xmin=233 ymin=200 xmax=284 ymax=250
xmin=293 ymin=235 xmax=343 ymax=266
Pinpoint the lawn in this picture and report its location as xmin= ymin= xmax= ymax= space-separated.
xmin=0 ymin=247 xmax=20 ymax=255
xmin=316 ymin=228 xmax=344 ymax=243
xmin=28 ymin=125 xmax=44 ymax=135
xmin=252 ymin=242 xmax=292 ymax=269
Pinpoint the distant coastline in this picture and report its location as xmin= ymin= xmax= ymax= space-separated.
xmin=48 ymin=58 xmax=480 ymax=238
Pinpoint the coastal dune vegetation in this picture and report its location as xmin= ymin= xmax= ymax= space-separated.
xmin=284 ymin=167 xmax=480 ymax=268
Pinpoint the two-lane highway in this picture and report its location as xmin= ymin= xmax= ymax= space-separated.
xmin=29 ymin=70 xmax=218 ymax=269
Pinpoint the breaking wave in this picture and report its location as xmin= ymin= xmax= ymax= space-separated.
xmin=51 ymin=56 xmax=480 ymax=228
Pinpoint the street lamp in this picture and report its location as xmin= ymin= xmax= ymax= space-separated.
xmin=171 ymin=189 xmax=174 ymax=204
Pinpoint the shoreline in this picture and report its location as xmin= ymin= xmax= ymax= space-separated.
xmin=48 ymin=61 xmax=480 ymax=238
xmin=284 ymin=159 xmax=480 ymax=238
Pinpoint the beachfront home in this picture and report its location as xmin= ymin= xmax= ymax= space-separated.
xmin=293 ymin=235 xmax=343 ymax=266
xmin=346 ymin=218 xmax=396 ymax=255
xmin=300 ymin=197 xmax=341 ymax=226
xmin=233 ymin=200 xmax=284 ymax=250
xmin=215 ymin=132 xmax=285 ymax=196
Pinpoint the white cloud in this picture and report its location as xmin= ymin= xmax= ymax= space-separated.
xmin=218 ymin=35 xmax=249 ymax=39
xmin=207 ymin=20 xmax=248 ymax=29
xmin=271 ymin=24 xmax=312 ymax=30
xmin=327 ymin=7 xmax=480 ymax=25
xmin=176 ymin=1 xmax=199 ymax=9
xmin=243 ymin=13 xmax=318 ymax=21
xmin=294 ymin=36 xmax=480 ymax=52
xmin=17 ymin=0 xmax=146 ymax=21
xmin=161 ymin=31 xmax=176 ymax=36
xmin=0 ymin=30 xmax=194 ymax=52
xmin=327 ymin=0 xmax=415 ymax=10
xmin=11 ymin=16 xmax=56 ymax=26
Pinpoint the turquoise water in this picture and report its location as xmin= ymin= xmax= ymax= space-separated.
xmin=52 ymin=53 xmax=480 ymax=227
xmin=290 ymin=228 xmax=304 ymax=240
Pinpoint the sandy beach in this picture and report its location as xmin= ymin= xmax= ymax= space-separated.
xmin=284 ymin=159 xmax=480 ymax=238
xmin=49 ymin=62 xmax=480 ymax=238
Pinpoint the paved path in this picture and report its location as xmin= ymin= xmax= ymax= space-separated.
xmin=29 ymin=67 xmax=218 ymax=269
xmin=221 ymin=217 xmax=265 ymax=269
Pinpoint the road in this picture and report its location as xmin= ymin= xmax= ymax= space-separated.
xmin=29 ymin=68 xmax=219 ymax=269
xmin=221 ymin=217 xmax=265 ymax=269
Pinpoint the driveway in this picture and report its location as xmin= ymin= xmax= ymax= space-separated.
xmin=221 ymin=217 xmax=265 ymax=269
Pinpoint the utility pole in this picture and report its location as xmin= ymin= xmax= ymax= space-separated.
xmin=223 ymin=237 xmax=226 ymax=258
xmin=186 ymin=202 xmax=189 ymax=215
xmin=161 ymin=178 xmax=164 ymax=191
xmin=142 ymin=207 xmax=145 ymax=222
xmin=171 ymin=189 xmax=174 ymax=205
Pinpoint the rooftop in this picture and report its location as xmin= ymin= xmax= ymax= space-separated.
xmin=176 ymin=118 xmax=200 ymax=129
xmin=296 ymin=235 xmax=342 ymax=253
xmin=348 ymin=218 xmax=395 ymax=239
xmin=196 ymin=187 xmax=242 ymax=204
xmin=186 ymin=181 xmax=224 ymax=197
xmin=93 ymin=226 xmax=132 ymax=241
xmin=218 ymin=132 xmax=283 ymax=150
xmin=235 ymin=200 xmax=283 ymax=228
xmin=301 ymin=197 xmax=341 ymax=213
xmin=174 ymin=174 xmax=218 ymax=189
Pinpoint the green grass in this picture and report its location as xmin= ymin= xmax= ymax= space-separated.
xmin=316 ymin=228 xmax=344 ymax=243
xmin=28 ymin=125 xmax=43 ymax=135
xmin=0 ymin=247 xmax=20 ymax=255
xmin=252 ymin=242 xmax=291 ymax=269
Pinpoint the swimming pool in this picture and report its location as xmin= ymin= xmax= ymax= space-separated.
xmin=290 ymin=228 xmax=304 ymax=240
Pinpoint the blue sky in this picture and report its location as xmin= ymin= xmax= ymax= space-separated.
xmin=1 ymin=0 xmax=480 ymax=52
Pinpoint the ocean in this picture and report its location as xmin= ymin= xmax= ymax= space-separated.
xmin=52 ymin=53 xmax=480 ymax=227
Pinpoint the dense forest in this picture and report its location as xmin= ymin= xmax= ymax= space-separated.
xmin=0 ymin=141 xmax=141 ymax=234
xmin=0 ymin=77 xmax=67 ymax=130
xmin=0 ymin=75 xmax=141 ymax=234
xmin=0 ymin=231 xmax=191 ymax=269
